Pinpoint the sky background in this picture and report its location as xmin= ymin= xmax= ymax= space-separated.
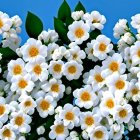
xmin=0 ymin=0 xmax=140 ymax=44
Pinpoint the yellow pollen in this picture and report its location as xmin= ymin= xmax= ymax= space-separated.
xmin=115 ymin=80 xmax=125 ymax=89
xmin=94 ymin=130 xmax=104 ymax=139
xmin=18 ymin=79 xmax=28 ymax=89
xmin=132 ymin=88 xmax=139 ymax=95
xmin=109 ymin=61 xmax=119 ymax=72
xmin=65 ymin=112 xmax=74 ymax=120
xmin=92 ymin=19 xmax=100 ymax=23
xmin=85 ymin=116 xmax=94 ymax=126
xmin=137 ymin=49 xmax=140 ymax=57
xmin=55 ymin=124 xmax=64 ymax=134
xmin=33 ymin=65 xmax=42 ymax=75
xmin=73 ymin=54 xmax=78 ymax=59
xmin=2 ymin=129 xmax=11 ymax=138
xmin=99 ymin=43 xmax=107 ymax=52
xmin=51 ymin=84 xmax=59 ymax=92
xmin=40 ymin=100 xmax=50 ymax=111
xmin=0 ymin=105 xmax=5 ymax=115
xmin=95 ymin=74 xmax=104 ymax=83
xmin=68 ymin=66 xmax=77 ymax=74
xmin=15 ymin=116 xmax=24 ymax=126
xmin=0 ymin=19 xmax=3 ymax=28
xmin=80 ymin=91 xmax=91 ymax=101
xmin=106 ymin=99 xmax=115 ymax=109
xmin=75 ymin=28 xmax=84 ymax=38
xmin=119 ymin=109 xmax=127 ymax=118
xmin=53 ymin=64 xmax=62 ymax=73
xmin=24 ymin=101 xmax=32 ymax=107
xmin=13 ymin=65 xmax=22 ymax=75
xmin=29 ymin=46 xmax=39 ymax=57
xmin=90 ymin=48 xmax=94 ymax=54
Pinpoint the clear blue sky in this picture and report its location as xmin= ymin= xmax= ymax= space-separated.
xmin=0 ymin=0 xmax=140 ymax=44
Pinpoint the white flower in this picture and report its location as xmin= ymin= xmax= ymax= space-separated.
xmin=89 ymin=126 xmax=109 ymax=140
xmin=20 ymin=38 xmax=47 ymax=62
xmin=71 ymin=11 xmax=84 ymax=21
xmin=102 ymin=53 xmax=126 ymax=78
xmin=67 ymin=20 xmax=90 ymax=44
xmin=66 ymin=44 xmax=86 ymax=63
xmin=38 ymin=30 xmax=58 ymax=44
xmin=73 ymin=85 xmax=98 ymax=109
xmin=10 ymin=74 xmax=35 ymax=95
xmin=0 ymin=124 xmax=16 ymax=140
xmin=37 ymin=126 xmax=45 ymax=135
xmin=0 ymin=11 xmax=12 ymax=34
xmin=131 ymin=14 xmax=140 ymax=30
xmin=19 ymin=96 xmax=37 ymax=115
xmin=113 ymin=19 xmax=128 ymax=39
xmin=80 ymin=111 xmax=101 ymax=131
xmin=0 ymin=97 xmax=10 ymax=124
xmin=135 ymin=114 xmax=140 ymax=131
xmin=114 ymin=104 xmax=133 ymax=124
xmin=106 ymin=73 xmax=128 ymax=98
xmin=92 ymin=35 xmax=113 ymax=60
xmin=41 ymin=78 xmax=65 ymax=100
xmin=36 ymin=95 xmax=56 ymax=118
xmin=87 ymin=66 xmax=105 ymax=91
xmin=49 ymin=60 xmax=64 ymax=79
xmin=11 ymin=15 xmax=22 ymax=28
xmin=83 ymin=11 xmax=106 ymax=30
xmin=8 ymin=58 xmax=26 ymax=79
xmin=130 ymin=41 xmax=140 ymax=66
xmin=25 ymin=57 xmax=48 ymax=82
xmin=10 ymin=111 xmax=32 ymax=133
xmin=49 ymin=121 xmax=69 ymax=140
xmin=63 ymin=61 xmax=83 ymax=80
xmin=59 ymin=104 xmax=80 ymax=129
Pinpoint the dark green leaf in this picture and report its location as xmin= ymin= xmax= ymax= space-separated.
xmin=75 ymin=1 xmax=86 ymax=13
xmin=66 ymin=17 xmax=74 ymax=26
xmin=26 ymin=11 xmax=43 ymax=39
xmin=0 ymin=47 xmax=17 ymax=59
xmin=90 ymin=29 xmax=101 ymax=39
xmin=58 ymin=0 xmax=71 ymax=22
xmin=54 ymin=17 xmax=69 ymax=44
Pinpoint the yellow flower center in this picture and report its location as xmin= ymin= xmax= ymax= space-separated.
xmin=137 ymin=49 xmax=140 ymax=57
xmin=2 ymin=129 xmax=11 ymax=138
xmin=132 ymin=88 xmax=139 ymax=95
xmin=68 ymin=66 xmax=77 ymax=74
xmin=29 ymin=46 xmax=39 ymax=57
xmin=119 ymin=109 xmax=127 ymax=118
xmin=92 ymin=18 xmax=100 ymax=23
xmin=95 ymin=74 xmax=104 ymax=83
xmin=0 ymin=105 xmax=5 ymax=115
xmin=106 ymin=99 xmax=115 ymax=109
xmin=53 ymin=64 xmax=62 ymax=73
xmin=73 ymin=53 xmax=78 ymax=59
xmin=33 ymin=65 xmax=42 ymax=75
xmin=13 ymin=65 xmax=22 ymax=75
xmin=115 ymin=80 xmax=125 ymax=89
xmin=109 ymin=61 xmax=119 ymax=72
xmin=85 ymin=116 xmax=94 ymax=126
xmin=24 ymin=101 xmax=32 ymax=107
xmin=99 ymin=43 xmax=107 ymax=52
xmin=80 ymin=91 xmax=91 ymax=101
xmin=0 ymin=19 xmax=4 ymax=28
xmin=75 ymin=28 xmax=84 ymax=38
xmin=40 ymin=100 xmax=50 ymax=111
xmin=94 ymin=130 xmax=104 ymax=139
xmin=65 ymin=112 xmax=74 ymax=121
xmin=51 ymin=84 xmax=59 ymax=93
xmin=55 ymin=124 xmax=64 ymax=134
xmin=15 ymin=116 xmax=24 ymax=126
xmin=18 ymin=79 xmax=28 ymax=89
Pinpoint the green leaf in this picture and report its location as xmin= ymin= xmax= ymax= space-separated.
xmin=66 ymin=17 xmax=74 ymax=26
xmin=90 ymin=29 xmax=101 ymax=39
xmin=0 ymin=47 xmax=17 ymax=59
xmin=58 ymin=0 xmax=71 ymax=22
xmin=26 ymin=11 xmax=43 ymax=39
xmin=54 ymin=17 xmax=69 ymax=44
xmin=75 ymin=1 xmax=86 ymax=13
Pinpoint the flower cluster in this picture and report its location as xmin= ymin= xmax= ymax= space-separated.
xmin=0 ymin=1 xmax=140 ymax=140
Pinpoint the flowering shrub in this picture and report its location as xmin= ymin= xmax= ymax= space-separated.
xmin=0 ymin=1 xmax=140 ymax=140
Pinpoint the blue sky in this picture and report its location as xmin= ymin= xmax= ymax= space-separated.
xmin=0 ymin=0 xmax=140 ymax=44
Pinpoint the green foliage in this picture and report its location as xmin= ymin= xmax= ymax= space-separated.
xmin=90 ymin=29 xmax=101 ymax=39
xmin=26 ymin=12 xmax=43 ymax=39
xmin=75 ymin=1 xmax=86 ymax=13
